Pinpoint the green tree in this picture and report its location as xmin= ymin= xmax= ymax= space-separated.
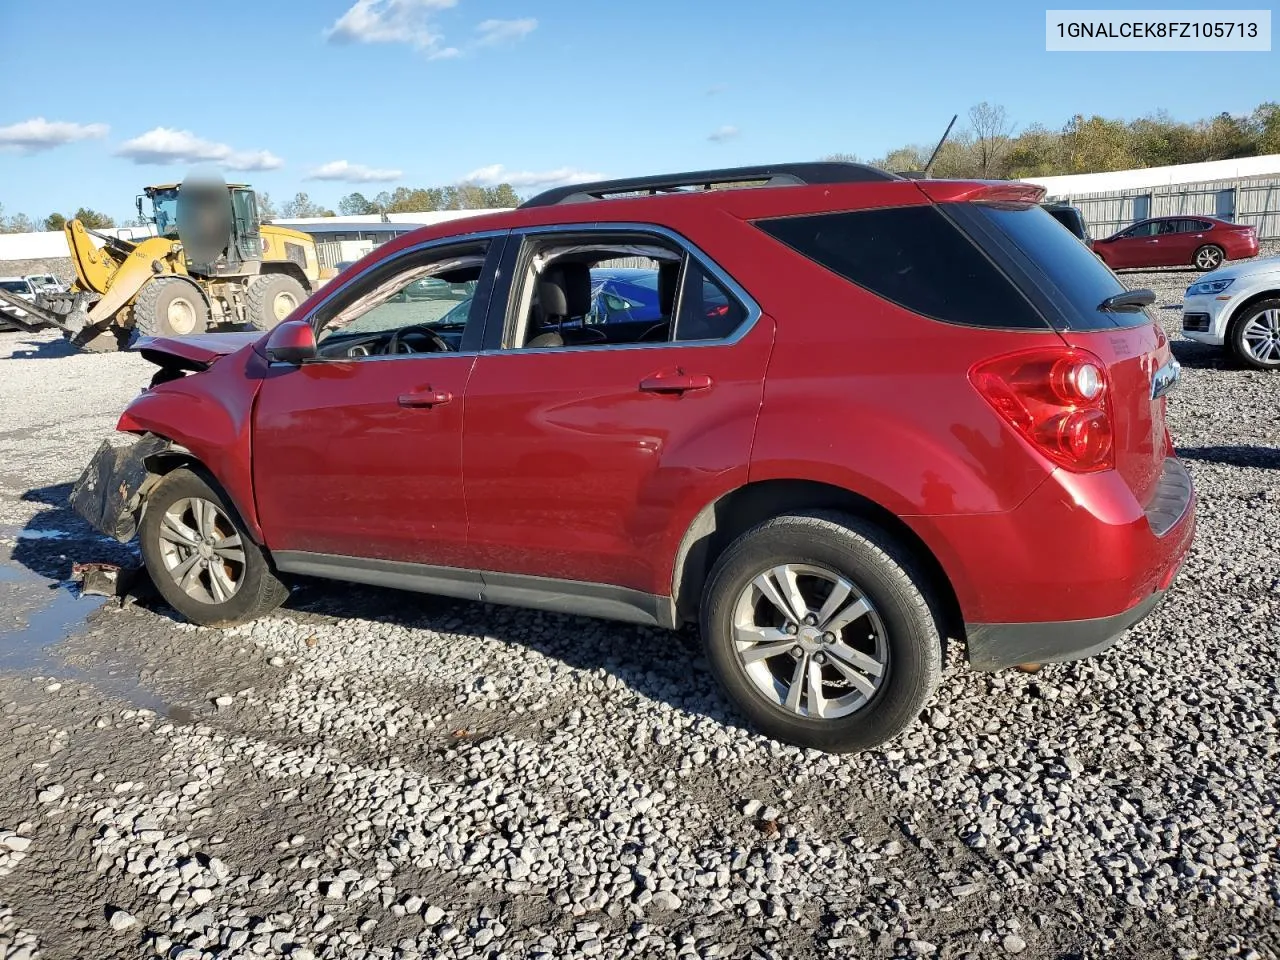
xmin=1252 ymin=102 xmax=1280 ymax=154
xmin=280 ymin=192 xmax=326 ymax=218
xmin=257 ymin=192 xmax=278 ymax=220
xmin=868 ymin=146 xmax=920 ymax=172
xmin=1199 ymin=112 xmax=1255 ymax=161
xmin=480 ymin=183 xmax=519 ymax=207
xmin=338 ymin=192 xmax=377 ymax=216
xmin=44 ymin=212 xmax=67 ymax=231
xmin=1005 ymin=124 xmax=1061 ymax=177
xmin=1060 ymin=115 xmax=1134 ymax=173
xmin=73 ymin=207 xmax=116 ymax=229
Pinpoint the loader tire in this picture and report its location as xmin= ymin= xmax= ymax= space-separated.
xmin=133 ymin=278 xmax=210 ymax=338
xmin=245 ymin=274 xmax=307 ymax=331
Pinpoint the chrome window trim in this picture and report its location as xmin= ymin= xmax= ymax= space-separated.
xmin=495 ymin=221 xmax=763 ymax=353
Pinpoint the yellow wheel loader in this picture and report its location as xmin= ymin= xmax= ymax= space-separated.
xmin=0 ymin=175 xmax=331 ymax=352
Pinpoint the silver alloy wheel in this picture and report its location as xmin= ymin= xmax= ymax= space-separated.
xmin=1242 ymin=307 xmax=1280 ymax=364
xmin=732 ymin=563 xmax=888 ymax=720
xmin=1195 ymin=247 xmax=1223 ymax=270
xmin=166 ymin=295 xmax=197 ymax=335
xmin=156 ymin=497 xmax=246 ymax=604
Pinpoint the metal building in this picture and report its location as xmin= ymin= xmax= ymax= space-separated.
xmin=1022 ymin=154 xmax=1280 ymax=240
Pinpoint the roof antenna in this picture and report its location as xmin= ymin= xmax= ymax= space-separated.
xmin=920 ymin=114 xmax=958 ymax=178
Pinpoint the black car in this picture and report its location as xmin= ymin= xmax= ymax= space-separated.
xmin=1041 ymin=202 xmax=1092 ymax=245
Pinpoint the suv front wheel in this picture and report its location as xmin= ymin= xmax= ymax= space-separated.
xmin=139 ymin=468 xmax=289 ymax=626
xmin=700 ymin=512 xmax=942 ymax=752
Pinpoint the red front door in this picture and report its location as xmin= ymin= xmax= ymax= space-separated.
xmin=253 ymin=356 xmax=476 ymax=566
xmin=462 ymin=320 xmax=774 ymax=596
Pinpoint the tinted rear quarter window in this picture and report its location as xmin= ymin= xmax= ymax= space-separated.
xmin=756 ymin=206 xmax=1047 ymax=329
xmin=965 ymin=203 xmax=1142 ymax=330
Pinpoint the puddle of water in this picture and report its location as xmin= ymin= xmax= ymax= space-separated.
xmin=0 ymin=553 xmax=189 ymax=721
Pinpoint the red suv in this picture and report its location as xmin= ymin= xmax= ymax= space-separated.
xmin=1091 ymin=215 xmax=1258 ymax=271
xmin=70 ymin=164 xmax=1196 ymax=753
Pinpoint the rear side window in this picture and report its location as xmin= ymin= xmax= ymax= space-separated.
xmin=756 ymin=206 xmax=1046 ymax=329
xmin=966 ymin=203 xmax=1140 ymax=330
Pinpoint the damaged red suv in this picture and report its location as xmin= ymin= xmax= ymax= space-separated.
xmin=71 ymin=163 xmax=1195 ymax=752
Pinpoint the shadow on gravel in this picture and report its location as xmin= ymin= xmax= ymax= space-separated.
xmin=1170 ymin=339 xmax=1233 ymax=371
xmin=1178 ymin=445 xmax=1280 ymax=470
xmin=13 ymin=483 xmax=140 ymax=582
xmin=6 ymin=337 xmax=79 ymax=361
xmin=286 ymin=578 xmax=740 ymax=729
xmin=15 ymin=483 xmax=740 ymax=728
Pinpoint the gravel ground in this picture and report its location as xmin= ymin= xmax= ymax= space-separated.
xmin=0 ymin=254 xmax=1277 ymax=960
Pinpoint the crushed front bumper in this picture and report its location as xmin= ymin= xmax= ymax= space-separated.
xmin=69 ymin=433 xmax=169 ymax=542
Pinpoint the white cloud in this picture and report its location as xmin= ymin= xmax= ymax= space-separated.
xmin=462 ymin=164 xmax=603 ymax=189
xmin=475 ymin=17 xmax=537 ymax=45
xmin=115 ymin=128 xmax=284 ymax=171
xmin=326 ymin=0 xmax=456 ymax=52
xmin=708 ymin=125 xmax=740 ymax=143
xmin=308 ymin=160 xmax=403 ymax=183
xmin=326 ymin=2 xmax=534 ymax=57
xmin=0 ymin=117 xmax=109 ymax=153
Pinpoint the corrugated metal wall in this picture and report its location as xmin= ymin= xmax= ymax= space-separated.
xmin=1046 ymin=176 xmax=1280 ymax=240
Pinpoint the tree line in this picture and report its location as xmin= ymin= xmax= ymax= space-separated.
xmin=830 ymin=101 xmax=1280 ymax=179
xmin=0 ymin=205 xmax=118 ymax=233
xmin=0 ymin=182 xmax=524 ymax=234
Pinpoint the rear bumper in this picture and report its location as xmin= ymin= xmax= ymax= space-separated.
xmin=965 ymin=585 xmax=1169 ymax=671
xmin=908 ymin=456 xmax=1196 ymax=667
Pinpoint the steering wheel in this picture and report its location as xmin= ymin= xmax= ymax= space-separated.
xmin=385 ymin=324 xmax=451 ymax=355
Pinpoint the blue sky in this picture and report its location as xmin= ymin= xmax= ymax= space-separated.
xmin=1 ymin=0 xmax=1276 ymax=221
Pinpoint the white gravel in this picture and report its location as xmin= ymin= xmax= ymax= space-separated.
xmin=0 ymin=253 xmax=1278 ymax=959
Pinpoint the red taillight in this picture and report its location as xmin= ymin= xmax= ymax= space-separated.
xmin=970 ymin=347 xmax=1114 ymax=472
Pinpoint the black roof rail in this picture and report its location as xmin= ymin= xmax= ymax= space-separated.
xmin=518 ymin=162 xmax=900 ymax=208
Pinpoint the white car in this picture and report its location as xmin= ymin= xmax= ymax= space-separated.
xmin=24 ymin=273 xmax=66 ymax=294
xmin=1181 ymin=255 xmax=1280 ymax=370
xmin=0 ymin=276 xmax=37 ymax=329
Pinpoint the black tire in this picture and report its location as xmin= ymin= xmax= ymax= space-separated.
xmin=1228 ymin=297 xmax=1280 ymax=371
xmin=1193 ymin=244 xmax=1225 ymax=271
xmin=133 ymin=278 xmax=210 ymax=338
xmin=139 ymin=468 xmax=289 ymax=627
xmin=700 ymin=511 xmax=942 ymax=753
xmin=245 ymin=274 xmax=307 ymax=331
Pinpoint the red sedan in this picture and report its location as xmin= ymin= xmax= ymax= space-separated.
xmin=1092 ymin=215 xmax=1258 ymax=271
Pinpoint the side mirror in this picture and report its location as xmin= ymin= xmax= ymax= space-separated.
xmin=265 ymin=320 xmax=317 ymax=364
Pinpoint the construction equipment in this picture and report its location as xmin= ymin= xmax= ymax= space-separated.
xmin=0 ymin=174 xmax=329 ymax=352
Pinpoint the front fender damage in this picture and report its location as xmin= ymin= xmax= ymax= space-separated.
xmin=69 ymin=433 xmax=173 ymax=542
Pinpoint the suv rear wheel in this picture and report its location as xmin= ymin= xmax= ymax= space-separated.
xmin=700 ymin=511 xmax=942 ymax=752
xmin=139 ymin=468 xmax=289 ymax=626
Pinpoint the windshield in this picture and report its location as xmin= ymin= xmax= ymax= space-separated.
xmin=151 ymin=189 xmax=180 ymax=237
xmin=0 ymin=280 xmax=31 ymax=293
xmin=318 ymin=259 xmax=483 ymax=342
